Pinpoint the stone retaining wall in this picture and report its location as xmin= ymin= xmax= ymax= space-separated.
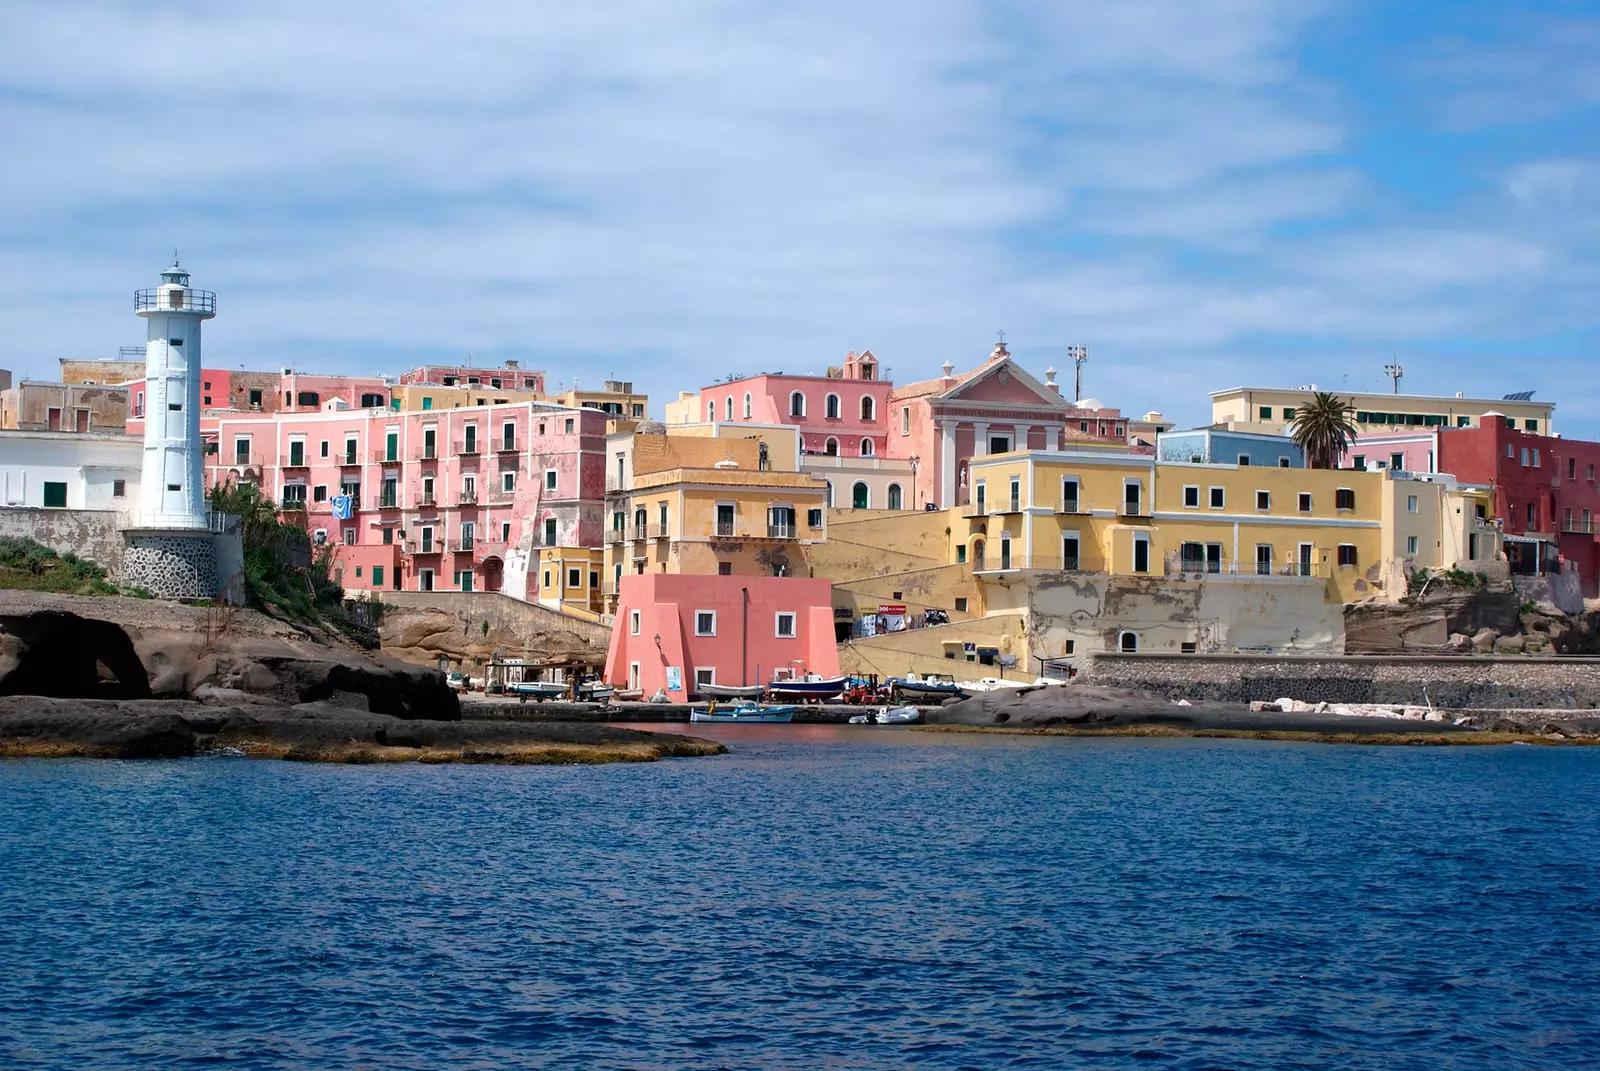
xmin=1077 ymin=652 xmax=1600 ymax=710
xmin=0 ymin=507 xmax=125 ymax=574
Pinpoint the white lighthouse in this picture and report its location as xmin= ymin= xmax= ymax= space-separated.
xmin=135 ymin=260 xmax=215 ymax=529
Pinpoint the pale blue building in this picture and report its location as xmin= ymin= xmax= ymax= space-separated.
xmin=1156 ymin=428 xmax=1306 ymax=468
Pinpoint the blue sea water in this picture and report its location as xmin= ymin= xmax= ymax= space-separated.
xmin=1 ymin=727 xmax=1598 ymax=1070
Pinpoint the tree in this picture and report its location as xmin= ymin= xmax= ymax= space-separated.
xmin=1289 ymin=392 xmax=1358 ymax=469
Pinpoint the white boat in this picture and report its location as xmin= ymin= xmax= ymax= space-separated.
xmin=511 ymin=681 xmax=569 ymax=700
xmin=957 ymin=677 xmax=1030 ymax=692
xmin=577 ymin=682 xmax=614 ymax=702
xmin=848 ymin=706 xmax=922 ymax=725
xmin=689 ymin=704 xmax=797 ymax=724
xmin=446 ymin=671 xmax=469 ymax=692
xmin=612 ymin=688 xmax=645 ymax=702
xmin=766 ymin=673 xmax=847 ymax=700
xmin=698 ymin=683 xmax=764 ymax=700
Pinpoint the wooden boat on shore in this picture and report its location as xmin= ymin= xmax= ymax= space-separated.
xmin=511 ymin=681 xmax=569 ymax=700
xmin=766 ymin=674 xmax=847 ymax=700
xmin=577 ymin=682 xmax=614 ymax=702
xmin=891 ymin=673 xmax=966 ymax=699
xmin=698 ymin=683 xmax=764 ymax=701
xmin=689 ymin=704 xmax=798 ymax=724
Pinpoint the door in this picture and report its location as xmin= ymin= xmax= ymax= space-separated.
xmin=1255 ymin=544 xmax=1273 ymax=576
xmin=1133 ymin=537 xmax=1149 ymax=573
xmin=385 ymin=432 xmax=398 ymax=462
xmin=1124 ymin=481 xmax=1141 ymax=516
xmin=1298 ymin=543 xmax=1314 ymax=577
xmin=74 ymin=409 xmax=89 ymax=432
xmin=47 ymin=408 xmax=61 ymax=431
xmin=1205 ymin=544 xmax=1222 ymax=574
xmin=852 ymin=482 xmax=869 ymax=509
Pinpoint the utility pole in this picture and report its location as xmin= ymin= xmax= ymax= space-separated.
xmin=1384 ymin=362 xmax=1404 ymax=394
xmin=1066 ymin=345 xmax=1088 ymax=402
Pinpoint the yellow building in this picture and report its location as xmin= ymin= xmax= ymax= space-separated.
xmin=1378 ymin=474 xmax=1501 ymax=592
xmin=1211 ymin=386 xmax=1554 ymax=437
xmin=390 ymin=383 xmax=545 ymax=411
xmin=533 ymin=546 xmax=608 ymax=618
xmin=558 ymin=381 xmax=648 ymax=419
xmin=602 ymin=432 xmax=828 ymax=606
xmin=961 ymin=450 xmax=1394 ymax=603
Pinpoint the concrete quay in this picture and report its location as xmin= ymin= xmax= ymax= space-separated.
xmin=458 ymin=695 xmax=942 ymax=723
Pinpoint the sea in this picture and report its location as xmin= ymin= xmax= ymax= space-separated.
xmin=2 ymin=726 xmax=1597 ymax=1070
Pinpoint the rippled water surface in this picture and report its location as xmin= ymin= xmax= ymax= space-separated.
xmin=3 ymin=727 xmax=1599 ymax=1070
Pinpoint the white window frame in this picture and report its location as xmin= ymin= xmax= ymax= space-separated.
xmin=1182 ymin=485 xmax=1200 ymax=509
xmin=1118 ymin=630 xmax=1139 ymax=653
xmin=743 ymin=393 xmax=752 ymax=419
xmin=1255 ymin=490 xmax=1270 ymax=511
xmin=629 ymin=610 xmax=641 ymax=636
xmin=790 ymin=391 xmax=806 ymax=417
xmin=1407 ymin=495 xmax=1418 ymax=513
xmin=1338 ymin=543 xmax=1358 ymax=568
xmin=861 ymin=438 xmax=874 ymax=457
xmin=628 ymin=662 xmax=641 ymax=690
xmin=1208 ymin=486 xmax=1225 ymax=510
xmin=900 ymin=407 xmax=910 ymax=435
xmin=825 ymin=392 xmax=840 ymax=420
xmin=725 ymin=396 xmax=734 ymax=421
xmin=775 ymin=611 xmax=797 ymax=638
xmin=1298 ymin=492 xmax=1312 ymax=513
xmin=695 ymin=610 xmax=717 ymax=637
xmin=695 ymin=667 xmax=716 ymax=688
xmin=1406 ymin=535 xmax=1419 ymax=555
xmin=502 ymin=471 xmax=516 ymax=493
xmin=545 ymin=469 xmax=557 ymax=492
xmin=861 ymin=396 xmax=875 ymax=422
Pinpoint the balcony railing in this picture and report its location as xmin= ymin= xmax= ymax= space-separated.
xmin=283 ymin=456 xmax=309 ymax=469
xmin=963 ymin=502 xmax=989 ymax=518
xmin=451 ymin=538 xmax=475 ymax=554
xmin=230 ymin=454 xmax=258 ymax=468
xmin=716 ymin=521 xmax=736 ymax=537
xmin=458 ymin=489 xmax=478 ymax=505
xmin=373 ymin=495 xmax=400 ymax=510
xmin=606 ymin=529 xmax=627 ymax=544
xmin=496 ymin=439 xmax=517 ymax=453
xmin=1059 ymin=501 xmax=1083 ymax=515
xmin=422 ymin=445 xmax=438 ymax=461
xmin=135 ymin=288 xmax=216 ymax=314
xmin=372 ymin=450 xmax=400 ymax=464
xmin=605 ymin=478 xmax=628 ymax=494
xmin=340 ymin=454 xmax=360 ymax=467
xmin=766 ymin=524 xmax=796 ymax=540
xmin=456 ymin=440 xmax=480 ymax=456
xmin=1562 ymin=519 xmax=1597 ymax=535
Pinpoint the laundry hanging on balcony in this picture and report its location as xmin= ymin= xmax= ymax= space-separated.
xmin=330 ymin=494 xmax=354 ymax=521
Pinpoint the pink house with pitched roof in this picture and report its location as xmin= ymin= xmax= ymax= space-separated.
xmin=698 ymin=351 xmax=895 ymax=460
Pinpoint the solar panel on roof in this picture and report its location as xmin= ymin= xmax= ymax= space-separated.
xmin=1502 ymin=390 xmax=1536 ymax=401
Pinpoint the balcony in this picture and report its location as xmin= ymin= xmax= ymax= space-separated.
xmin=451 ymin=538 xmax=476 ymax=554
xmin=339 ymin=454 xmax=361 ymax=468
xmin=962 ymin=502 xmax=989 ymax=518
xmin=283 ymin=455 xmax=309 ymax=470
xmin=455 ymin=440 xmax=480 ymax=456
xmin=996 ymin=498 xmax=1024 ymax=515
xmin=1059 ymin=501 xmax=1084 ymax=515
xmin=605 ymin=479 xmax=628 ymax=495
xmin=715 ymin=522 xmax=736 ymax=538
xmin=372 ymin=495 xmax=400 ymax=510
xmin=458 ymin=489 xmax=478 ymax=505
xmin=766 ymin=524 xmax=796 ymax=540
xmin=410 ymin=541 xmax=441 ymax=556
xmin=606 ymin=529 xmax=627 ymax=545
xmin=421 ymin=445 xmax=438 ymax=461
xmin=371 ymin=450 xmax=400 ymax=465
xmin=1562 ymin=519 xmax=1597 ymax=535
xmin=135 ymin=288 xmax=216 ymax=314
xmin=495 ymin=439 xmax=517 ymax=454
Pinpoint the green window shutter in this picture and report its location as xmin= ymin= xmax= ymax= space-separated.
xmin=43 ymin=482 xmax=68 ymax=508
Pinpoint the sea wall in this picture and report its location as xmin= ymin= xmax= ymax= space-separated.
xmin=0 ymin=507 xmax=125 ymax=574
xmin=1077 ymin=652 xmax=1600 ymax=710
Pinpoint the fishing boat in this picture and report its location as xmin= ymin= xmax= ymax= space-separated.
xmin=611 ymin=688 xmax=645 ymax=702
xmin=511 ymin=681 xmax=569 ymax=700
xmin=891 ymin=672 xmax=965 ymax=699
xmin=848 ymin=705 xmax=922 ymax=725
xmin=766 ymin=673 xmax=847 ymax=700
xmin=698 ymin=683 xmax=764 ymax=701
xmin=576 ymin=681 xmax=614 ymax=702
xmin=689 ymin=703 xmax=798 ymax=724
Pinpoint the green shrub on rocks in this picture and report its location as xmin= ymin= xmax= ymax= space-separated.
xmin=0 ymin=537 xmax=118 ymax=596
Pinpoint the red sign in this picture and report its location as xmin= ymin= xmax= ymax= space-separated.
xmin=877 ymin=604 xmax=907 ymax=615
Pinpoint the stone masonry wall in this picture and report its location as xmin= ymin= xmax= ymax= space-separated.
xmin=120 ymin=534 xmax=218 ymax=600
xmin=1078 ymin=652 xmax=1600 ymax=710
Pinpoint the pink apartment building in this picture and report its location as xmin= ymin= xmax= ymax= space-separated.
xmin=696 ymin=345 xmax=1130 ymax=510
xmin=399 ymin=362 xmax=545 ymax=394
xmin=605 ymin=573 xmax=838 ymax=700
xmin=205 ymin=401 xmax=607 ymax=597
xmin=129 ymin=368 xmax=391 ymax=423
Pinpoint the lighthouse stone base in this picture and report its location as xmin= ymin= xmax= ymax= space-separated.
xmin=120 ymin=530 xmax=220 ymax=600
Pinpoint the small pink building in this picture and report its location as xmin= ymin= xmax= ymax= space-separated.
xmin=698 ymin=351 xmax=895 ymax=459
xmin=606 ymin=573 xmax=839 ymax=701
xmin=399 ymin=362 xmax=545 ymax=393
xmin=205 ymin=401 xmax=607 ymax=597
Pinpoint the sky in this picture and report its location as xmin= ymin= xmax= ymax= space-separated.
xmin=1 ymin=0 xmax=1596 ymax=433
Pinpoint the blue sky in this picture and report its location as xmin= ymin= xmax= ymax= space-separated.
xmin=1 ymin=1 xmax=1596 ymax=432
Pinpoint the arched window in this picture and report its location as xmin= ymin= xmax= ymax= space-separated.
xmin=825 ymin=437 xmax=838 ymax=456
xmin=724 ymin=396 xmax=734 ymax=421
xmin=860 ymin=438 xmax=874 ymax=457
xmin=861 ymin=396 xmax=875 ymax=421
xmin=706 ymin=400 xmax=715 ymax=421
xmin=1119 ymin=631 xmax=1139 ymax=653
xmin=790 ymin=391 xmax=806 ymax=417
xmin=825 ymin=480 xmax=834 ymax=507
xmin=887 ymin=483 xmax=902 ymax=510
xmin=826 ymin=393 xmax=840 ymax=420
xmin=743 ymin=393 xmax=752 ymax=419
xmin=852 ymin=482 xmax=869 ymax=509
xmin=973 ymin=539 xmax=985 ymax=570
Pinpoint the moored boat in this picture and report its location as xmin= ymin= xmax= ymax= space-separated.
xmin=891 ymin=673 xmax=965 ymax=699
xmin=698 ymin=683 xmax=764 ymax=701
xmin=766 ymin=674 xmax=847 ymax=700
xmin=689 ymin=704 xmax=797 ymax=724
xmin=511 ymin=681 xmax=570 ymax=700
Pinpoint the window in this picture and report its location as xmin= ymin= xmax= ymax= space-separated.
xmin=825 ymin=394 xmax=840 ymax=420
xmin=954 ymin=597 xmax=969 ymax=613
xmin=1533 ymin=449 xmax=1541 ymax=468
xmin=1406 ymin=536 xmax=1419 ymax=555
xmin=544 ymin=518 xmax=557 ymax=546
xmin=42 ymin=482 xmax=67 ymax=508
xmin=808 ymin=508 xmax=823 ymax=528
xmin=545 ymin=470 xmax=557 ymax=492
xmin=725 ymin=397 xmax=734 ymax=421
xmin=313 ymin=485 xmax=328 ymax=503
xmin=1255 ymin=544 xmax=1274 ymax=575
xmin=112 ymin=479 xmax=125 ymax=498
xmin=790 ymin=392 xmax=806 ymax=417
xmin=1132 ymin=535 xmax=1150 ymax=574
xmin=718 ymin=562 xmax=732 ymax=575
xmin=824 ymin=437 xmax=838 ymax=456
xmin=248 ymin=389 xmax=262 ymax=407
xmin=1183 ymin=485 xmax=1199 ymax=509
xmin=1590 ymin=465 xmax=1596 ymax=481
xmin=287 ymin=439 xmax=305 ymax=466
xmin=1255 ymin=491 xmax=1270 ymax=510
xmin=1337 ymin=544 xmax=1358 ymax=567
xmin=419 ymin=569 xmax=433 ymax=592
xmin=1061 ymin=478 xmax=1079 ymax=513
xmin=1279 ymin=457 xmax=1290 ymax=468
xmin=695 ymin=611 xmax=717 ymax=636
xmin=382 ymin=527 xmax=393 ymax=545
xmin=543 ymin=570 xmax=551 ymax=588
xmin=1063 ymin=533 xmax=1080 ymax=570
xmin=1390 ymin=453 xmax=1404 ymax=470
xmin=1119 ymin=630 xmax=1139 ymax=652
xmin=743 ymin=393 xmax=752 ymax=419
xmin=1209 ymin=487 xmax=1225 ymax=509
xmin=1507 ymin=443 xmax=1516 ymax=459
xmin=371 ymin=566 xmax=384 ymax=587
xmin=568 ymin=568 xmax=581 ymax=588
xmin=1181 ymin=642 xmax=1198 ymax=654
xmin=319 ymin=440 xmax=330 ymax=459
xmin=1258 ymin=406 xmax=1272 ymax=420
xmin=502 ymin=522 xmax=511 ymax=543
xmin=886 ymin=484 xmax=902 ymax=510
xmin=956 ymin=545 xmax=966 ymax=564
xmin=1335 ymin=488 xmax=1355 ymax=511
xmin=1352 ymin=455 xmax=1365 ymax=470
xmin=1298 ymin=492 xmax=1312 ymax=513
xmin=1407 ymin=495 xmax=1418 ymax=513
xmin=502 ymin=472 xmax=515 ymax=493
xmin=861 ymin=396 xmax=875 ymax=422
xmin=502 ymin=422 xmax=515 ymax=451
xmin=1238 ymin=454 xmax=1251 ymax=466
xmin=860 ymin=438 xmax=874 ymax=457
xmin=716 ymin=503 xmax=735 ymax=536
xmin=1283 ymin=407 xmax=1296 ymax=420
xmin=901 ymin=407 xmax=910 ymax=435
xmin=1526 ymin=419 xmax=1538 ymax=432
xmin=707 ymin=401 xmax=716 ymax=421
xmin=297 ymin=392 xmax=319 ymax=407
xmin=1569 ymin=458 xmax=1577 ymax=479
xmin=775 ymin=612 xmax=796 ymax=638
xmin=281 ymin=484 xmax=306 ymax=507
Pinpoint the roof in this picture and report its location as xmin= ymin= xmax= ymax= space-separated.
xmin=631 ymin=466 xmax=828 ymax=492
xmin=1210 ymin=385 xmax=1555 ymax=411
xmin=631 ymin=434 xmax=761 ymax=476
xmin=890 ymin=367 xmax=979 ymax=402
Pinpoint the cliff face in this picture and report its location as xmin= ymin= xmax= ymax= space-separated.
xmin=0 ymin=592 xmax=459 ymax=720
xmin=1345 ymin=588 xmax=1600 ymax=656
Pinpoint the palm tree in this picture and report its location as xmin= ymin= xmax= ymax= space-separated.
xmin=1289 ymin=392 xmax=1358 ymax=469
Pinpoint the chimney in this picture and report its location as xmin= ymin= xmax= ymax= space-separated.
xmin=1044 ymin=366 xmax=1060 ymax=395
xmin=940 ymin=360 xmax=956 ymax=389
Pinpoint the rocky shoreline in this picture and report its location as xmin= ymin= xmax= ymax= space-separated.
xmin=923 ymin=685 xmax=1600 ymax=744
xmin=0 ymin=592 xmax=725 ymax=764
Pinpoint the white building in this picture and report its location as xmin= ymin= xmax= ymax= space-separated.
xmin=0 ymin=431 xmax=142 ymax=513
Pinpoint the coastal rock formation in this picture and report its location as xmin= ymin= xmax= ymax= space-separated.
xmin=0 ymin=592 xmax=459 ymax=720
xmin=0 ymin=695 xmax=726 ymax=763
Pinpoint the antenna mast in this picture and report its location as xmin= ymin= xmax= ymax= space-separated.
xmin=1066 ymin=345 xmax=1088 ymax=402
xmin=1384 ymin=362 xmax=1404 ymax=394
